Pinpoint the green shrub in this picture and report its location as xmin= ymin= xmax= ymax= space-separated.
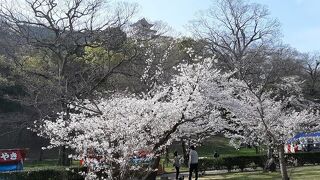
xmin=199 ymin=152 xmax=320 ymax=173
xmin=0 ymin=167 xmax=86 ymax=180
xmin=0 ymin=166 xmax=153 ymax=179
xmin=199 ymin=155 xmax=267 ymax=173
xmin=287 ymin=152 xmax=320 ymax=166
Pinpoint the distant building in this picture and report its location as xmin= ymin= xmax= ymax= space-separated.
xmin=130 ymin=18 xmax=157 ymax=39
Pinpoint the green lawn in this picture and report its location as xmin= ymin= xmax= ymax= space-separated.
xmin=200 ymin=165 xmax=320 ymax=180
xmin=196 ymin=136 xmax=259 ymax=157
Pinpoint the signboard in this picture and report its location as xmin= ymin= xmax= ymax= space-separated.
xmin=0 ymin=149 xmax=26 ymax=172
xmin=131 ymin=150 xmax=153 ymax=165
xmin=0 ymin=149 xmax=25 ymax=164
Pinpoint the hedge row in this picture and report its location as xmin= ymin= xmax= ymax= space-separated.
xmin=0 ymin=167 xmax=86 ymax=180
xmin=199 ymin=152 xmax=320 ymax=173
xmin=288 ymin=152 xmax=320 ymax=166
xmin=0 ymin=167 xmax=146 ymax=179
xmin=198 ymin=155 xmax=267 ymax=172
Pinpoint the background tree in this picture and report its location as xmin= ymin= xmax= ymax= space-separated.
xmin=190 ymin=0 xmax=280 ymax=78
xmin=190 ymin=1 xmax=311 ymax=171
xmin=302 ymin=53 xmax=320 ymax=101
xmin=224 ymin=74 xmax=319 ymax=180
xmin=105 ymin=19 xmax=186 ymax=94
xmin=0 ymin=0 xmax=138 ymax=165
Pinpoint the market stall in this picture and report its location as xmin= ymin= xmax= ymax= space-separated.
xmin=285 ymin=132 xmax=320 ymax=153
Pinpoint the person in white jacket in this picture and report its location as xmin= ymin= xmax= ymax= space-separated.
xmin=188 ymin=145 xmax=198 ymax=180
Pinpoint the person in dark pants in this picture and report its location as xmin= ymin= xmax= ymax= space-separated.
xmin=188 ymin=145 xmax=198 ymax=180
xmin=173 ymin=151 xmax=180 ymax=179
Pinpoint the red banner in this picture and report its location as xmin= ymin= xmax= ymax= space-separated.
xmin=0 ymin=149 xmax=25 ymax=164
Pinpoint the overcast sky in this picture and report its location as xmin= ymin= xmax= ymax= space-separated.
xmin=126 ymin=0 xmax=320 ymax=53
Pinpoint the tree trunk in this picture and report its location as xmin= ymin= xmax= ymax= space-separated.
xmin=58 ymin=103 xmax=71 ymax=166
xmin=264 ymin=145 xmax=274 ymax=171
xmin=181 ymin=139 xmax=189 ymax=166
xmin=255 ymin=146 xmax=259 ymax=154
xmin=58 ymin=145 xmax=71 ymax=166
xmin=143 ymin=156 xmax=161 ymax=180
xmin=278 ymin=144 xmax=289 ymax=180
xmin=39 ymin=148 xmax=43 ymax=161
xmin=165 ymin=147 xmax=169 ymax=167
xmin=267 ymin=145 xmax=273 ymax=159
xmin=111 ymin=152 xmax=122 ymax=180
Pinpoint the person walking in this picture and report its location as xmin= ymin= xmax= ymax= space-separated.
xmin=173 ymin=151 xmax=181 ymax=180
xmin=188 ymin=145 xmax=198 ymax=180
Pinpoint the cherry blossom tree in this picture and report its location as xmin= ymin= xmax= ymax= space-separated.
xmin=224 ymin=76 xmax=320 ymax=180
xmin=35 ymin=46 xmax=318 ymax=180
xmin=35 ymin=58 xmax=234 ymax=179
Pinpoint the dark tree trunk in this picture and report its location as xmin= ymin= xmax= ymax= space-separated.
xmin=278 ymin=144 xmax=289 ymax=180
xmin=58 ymin=145 xmax=71 ymax=166
xmin=58 ymin=103 xmax=71 ymax=166
xmin=111 ymin=152 xmax=123 ymax=180
xmin=255 ymin=146 xmax=259 ymax=154
xmin=39 ymin=148 xmax=43 ymax=161
xmin=181 ymin=139 xmax=189 ymax=166
xmin=264 ymin=145 xmax=274 ymax=171
xmin=267 ymin=145 xmax=273 ymax=159
xmin=143 ymin=156 xmax=161 ymax=180
xmin=165 ymin=147 xmax=169 ymax=167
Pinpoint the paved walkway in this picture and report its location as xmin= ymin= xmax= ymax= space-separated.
xmin=157 ymin=168 xmax=260 ymax=180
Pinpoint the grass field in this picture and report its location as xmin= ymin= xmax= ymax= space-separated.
xmin=195 ymin=136 xmax=261 ymax=157
xmin=200 ymin=165 xmax=320 ymax=179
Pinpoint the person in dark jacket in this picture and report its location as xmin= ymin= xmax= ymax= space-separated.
xmin=173 ymin=151 xmax=181 ymax=180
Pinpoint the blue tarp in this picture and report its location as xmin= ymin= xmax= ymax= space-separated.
xmin=0 ymin=163 xmax=23 ymax=172
xmin=287 ymin=132 xmax=320 ymax=144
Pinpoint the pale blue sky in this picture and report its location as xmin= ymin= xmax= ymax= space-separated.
xmin=126 ymin=0 xmax=320 ymax=53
